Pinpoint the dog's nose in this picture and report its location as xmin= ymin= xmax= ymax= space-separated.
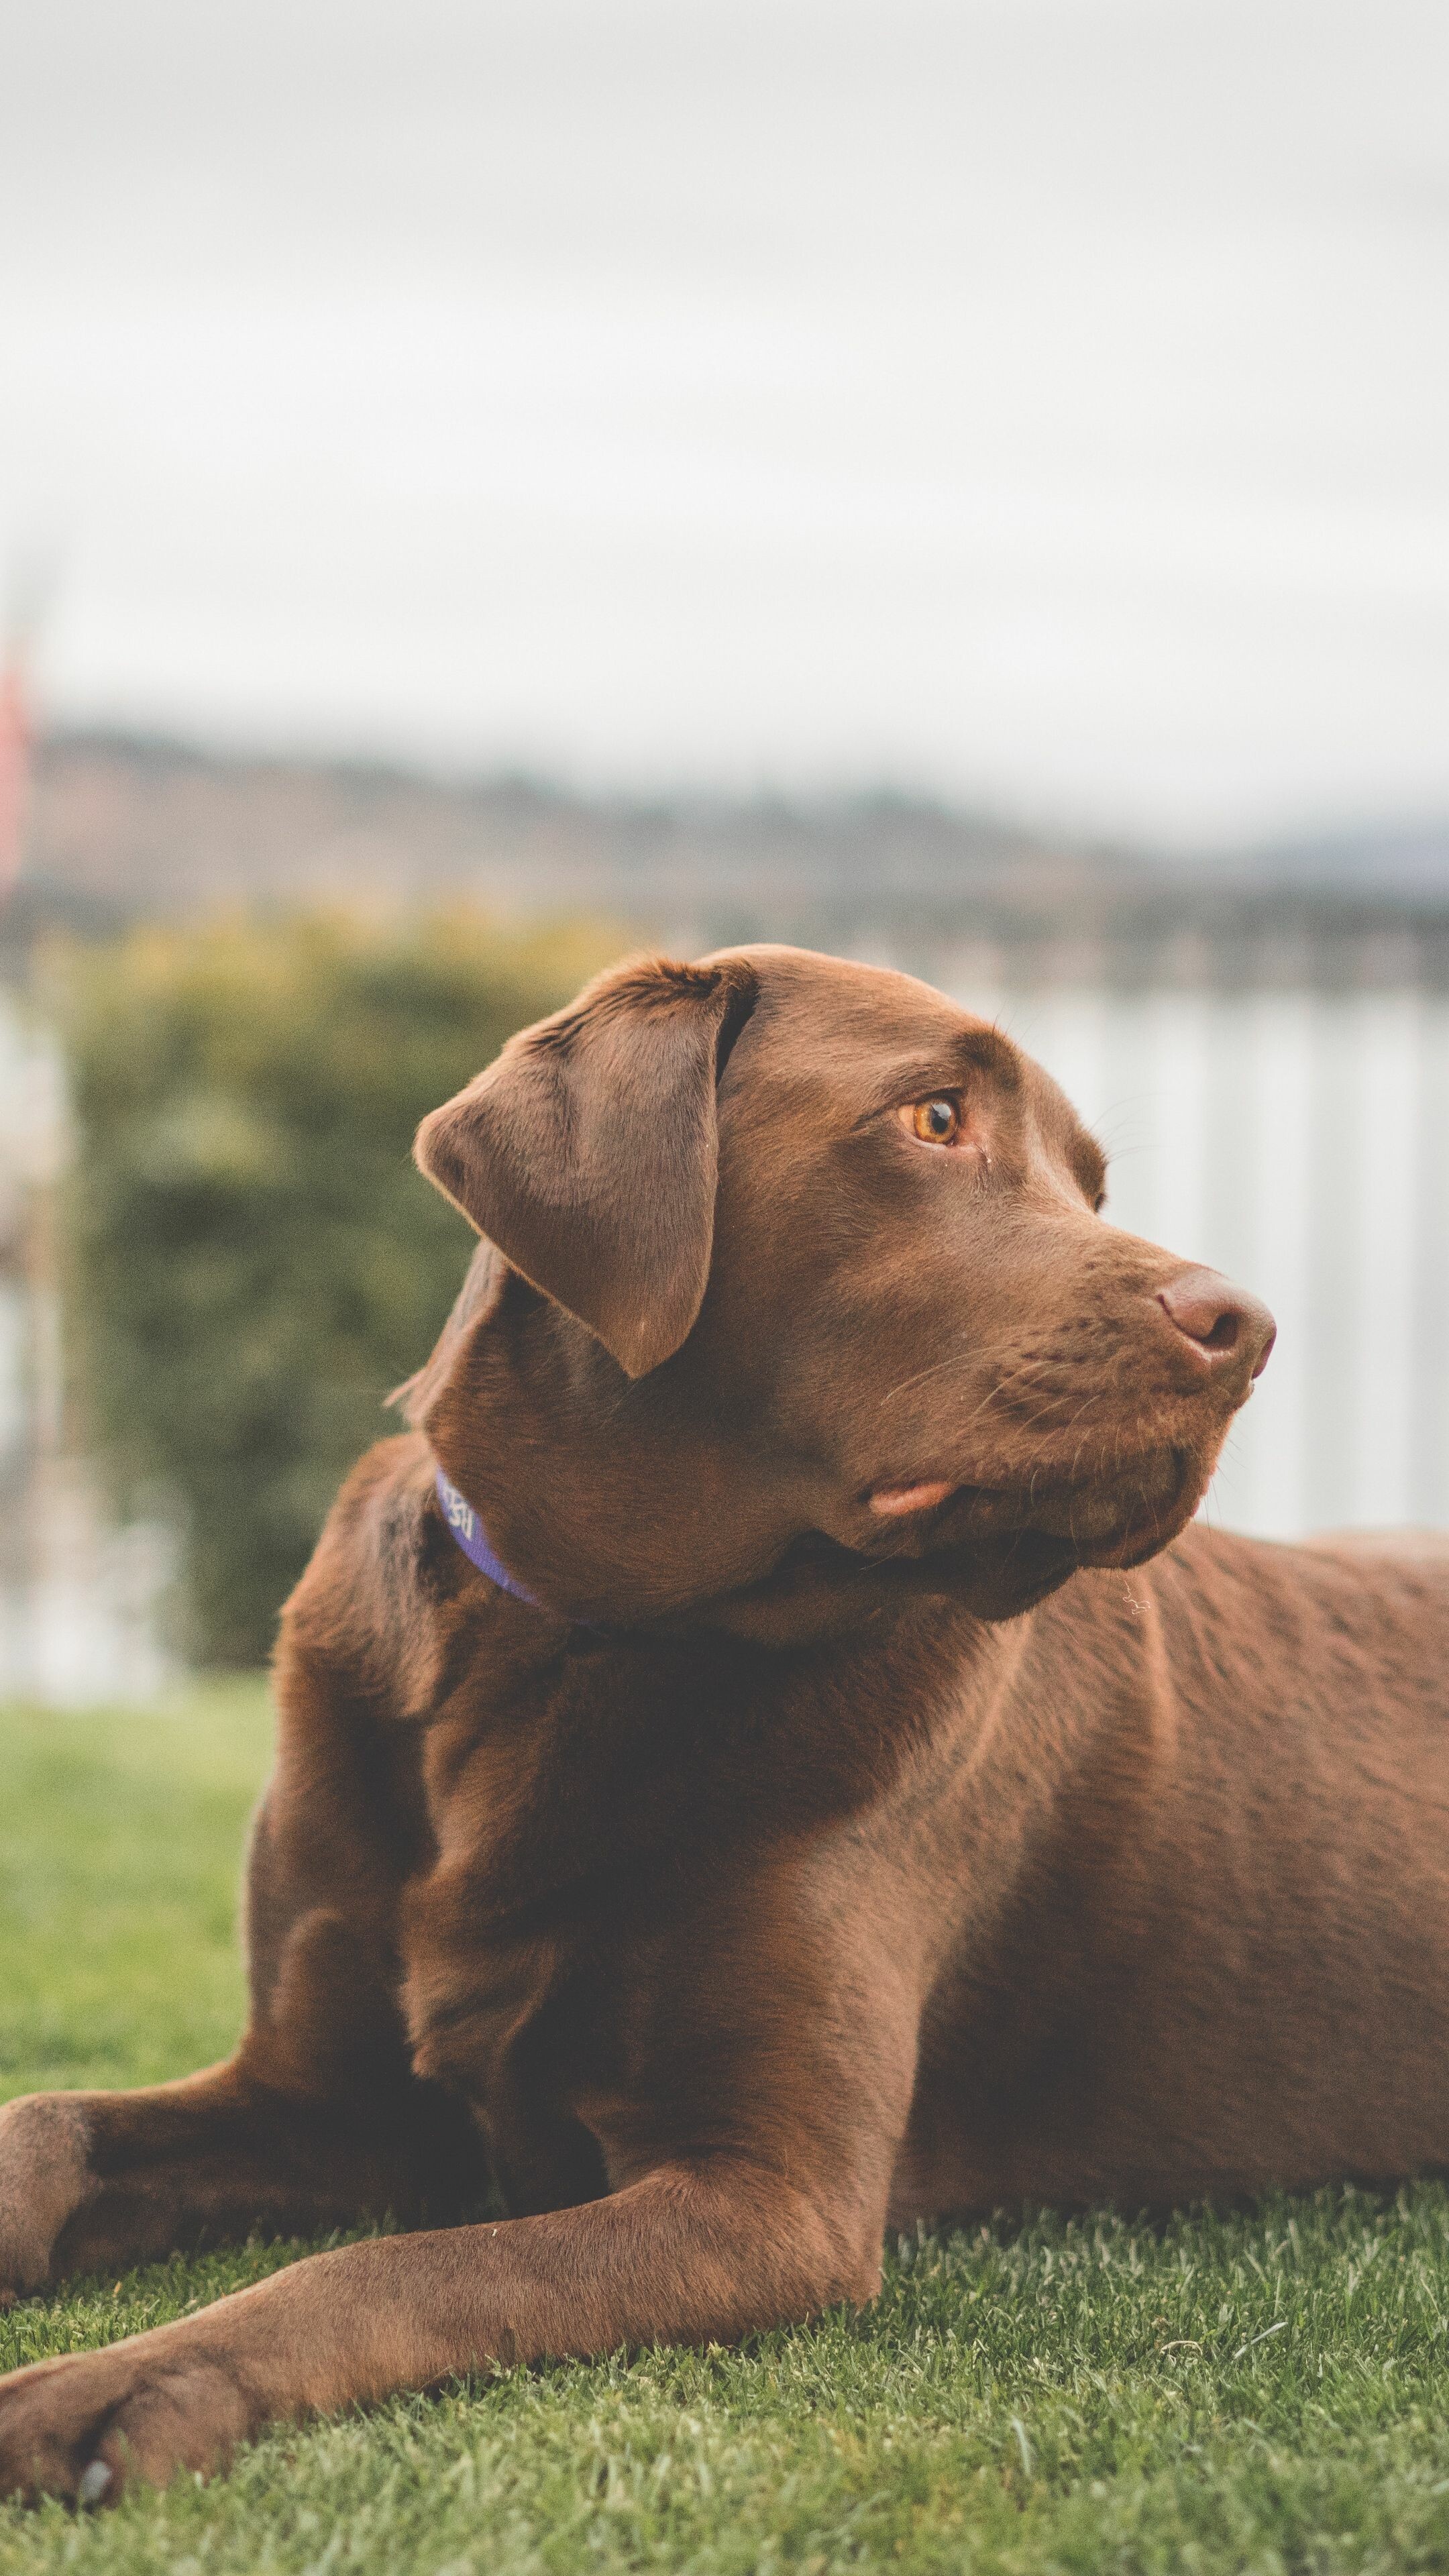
xmin=1157 ymin=1269 xmax=1277 ymax=1379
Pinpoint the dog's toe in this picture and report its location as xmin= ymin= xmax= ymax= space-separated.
xmin=0 ymin=2096 xmax=95 ymax=2305
xmin=0 ymin=2341 xmax=256 ymax=2505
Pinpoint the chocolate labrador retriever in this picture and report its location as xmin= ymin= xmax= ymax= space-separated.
xmin=3 ymin=943 xmax=1447 ymax=2504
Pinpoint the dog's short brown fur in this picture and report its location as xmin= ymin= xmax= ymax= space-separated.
xmin=3 ymin=943 xmax=1447 ymax=2502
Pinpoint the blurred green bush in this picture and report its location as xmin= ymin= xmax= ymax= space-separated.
xmin=57 ymin=910 xmax=616 ymax=1666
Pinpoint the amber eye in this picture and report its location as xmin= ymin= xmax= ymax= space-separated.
xmin=910 ymin=1095 xmax=960 ymax=1146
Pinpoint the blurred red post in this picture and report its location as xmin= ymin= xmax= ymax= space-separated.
xmin=0 ymin=645 xmax=31 ymax=902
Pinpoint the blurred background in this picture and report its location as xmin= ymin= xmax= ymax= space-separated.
xmin=1 ymin=0 xmax=1446 ymax=1695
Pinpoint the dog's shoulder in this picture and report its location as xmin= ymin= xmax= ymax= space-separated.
xmin=276 ymin=1432 xmax=464 ymax=1704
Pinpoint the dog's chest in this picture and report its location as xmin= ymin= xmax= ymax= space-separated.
xmin=384 ymin=1621 xmax=996 ymax=2212
xmin=383 ymin=1695 xmax=665 ymax=2202
xmin=393 ymin=1812 xmax=610 ymax=2213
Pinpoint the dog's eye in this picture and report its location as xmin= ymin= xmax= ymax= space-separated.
xmin=906 ymin=1095 xmax=961 ymax=1146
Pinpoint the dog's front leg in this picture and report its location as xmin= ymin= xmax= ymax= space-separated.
xmin=0 ymin=2157 xmax=877 ymax=2503
xmin=0 ymin=2052 xmax=479 ymax=2306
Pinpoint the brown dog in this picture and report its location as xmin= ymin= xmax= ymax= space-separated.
xmin=2 ymin=943 xmax=1446 ymax=2505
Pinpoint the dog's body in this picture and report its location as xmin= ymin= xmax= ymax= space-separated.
xmin=2 ymin=944 xmax=1446 ymax=2503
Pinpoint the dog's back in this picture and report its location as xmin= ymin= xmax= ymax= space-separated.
xmin=896 ymin=1522 xmax=1449 ymax=2217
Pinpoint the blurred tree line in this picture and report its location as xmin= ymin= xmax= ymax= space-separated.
xmin=57 ymin=911 xmax=615 ymax=1665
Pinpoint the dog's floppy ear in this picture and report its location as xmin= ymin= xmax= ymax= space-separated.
xmin=414 ymin=955 xmax=757 ymax=1378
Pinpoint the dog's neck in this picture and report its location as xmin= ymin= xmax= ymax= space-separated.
xmin=417 ymin=1259 xmax=779 ymax=1623
xmin=414 ymin=1246 xmax=1087 ymax=1648
xmin=414 ymin=1256 xmax=1012 ymax=1645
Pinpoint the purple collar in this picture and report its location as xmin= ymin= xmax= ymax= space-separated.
xmin=433 ymin=1466 xmax=540 ymax=1607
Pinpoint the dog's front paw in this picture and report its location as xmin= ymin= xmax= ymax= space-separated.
xmin=0 ymin=2096 xmax=95 ymax=2307
xmin=0 ymin=2334 xmax=258 ymax=2504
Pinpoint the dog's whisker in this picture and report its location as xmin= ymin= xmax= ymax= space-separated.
xmin=877 ymin=1340 xmax=1053 ymax=1414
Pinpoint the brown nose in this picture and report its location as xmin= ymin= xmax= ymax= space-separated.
xmin=1157 ymin=1268 xmax=1277 ymax=1378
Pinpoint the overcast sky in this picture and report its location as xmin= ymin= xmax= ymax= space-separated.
xmin=2 ymin=0 xmax=1446 ymax=843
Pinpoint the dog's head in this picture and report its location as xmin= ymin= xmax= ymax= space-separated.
xmin=413 ymin=946 xmax=1273 ymax=1628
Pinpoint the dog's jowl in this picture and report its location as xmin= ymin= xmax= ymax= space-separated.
xmin=2 ymin=945 xmax=1445 ymax=2502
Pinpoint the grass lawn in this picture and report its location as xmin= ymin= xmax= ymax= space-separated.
xmin=6 ymin=1693 xmax=1449 ymax=2572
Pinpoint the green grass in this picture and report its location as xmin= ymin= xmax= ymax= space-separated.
xmin=7 ymin=1693 xmax=1449 ymax=2571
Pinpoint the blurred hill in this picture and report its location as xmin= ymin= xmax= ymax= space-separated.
xmin=9 ymin=730 xmax=1449 ymax=974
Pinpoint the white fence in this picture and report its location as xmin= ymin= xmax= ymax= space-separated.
xmin=0 ymin=994 xmax=176 ymax=1703
xmin=908 ymin=939 xmax=1449 ymax=1543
